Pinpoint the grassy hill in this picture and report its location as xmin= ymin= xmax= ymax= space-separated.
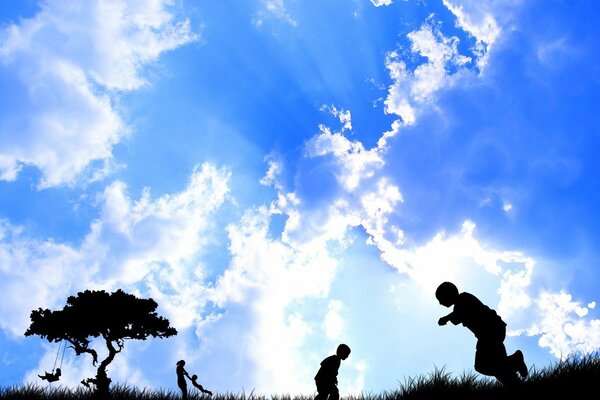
xmin=1 ymin=352 xmax=598 ymax=400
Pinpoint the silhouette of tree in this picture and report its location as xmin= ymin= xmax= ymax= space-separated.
xmin=25 ymin=289 xmax=177 ymax=398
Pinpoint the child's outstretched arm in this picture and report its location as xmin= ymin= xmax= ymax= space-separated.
xmin=438 ymin=312 xmax=459 ymax=325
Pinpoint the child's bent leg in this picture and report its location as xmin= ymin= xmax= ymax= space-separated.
xmin=314 ymin=382 xmax=329 ymax=400
xmin=508 ymin=350 xmax=528 ymax=378
xmin=328 ymin=385 xmax=340 ymax=400
xmin=495 ymin=370 xmax=520 ymax=386
xmin=474 ymin=339 xmax=508 ymax=377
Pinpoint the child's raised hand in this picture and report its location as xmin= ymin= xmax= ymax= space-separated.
xmin=438 ymin=317 xmax=448 ymax=326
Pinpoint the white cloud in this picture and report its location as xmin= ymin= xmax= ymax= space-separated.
xmin=285 ymin=111 xmax=401 ymax=276
xmin=370 ymin=0 xmax=394 ymax=7
xmin=0 ymin=162 xmax=230 ymax=338
xmin=306 ymin=124 xmax=384 ymax=192
xmin=253 ymin=0 xmax=297 ymax=27
xmin=281 ymin=113 xmax=404 ymax=254
xmin=441 ymin=0 xmax=506 ymax=70
xmin=303 ymin=104 xmax=386 ymax=195
xmin=528 ymin=292 xmax=600 ymax=358
xmin=320 ymin=105 xmax=352 ymax=133
xmin=0 ymin=0 xmax=196 ymax=188
xmin=323 ymin=300 xmax=345 ymax=340
xmin=382 ymin=53 xmax=416 ymax=127
xmin=360 ymin=178 xmax=403 ymax=241
xmin=408 ymin=23 xmax=471 ymax=96
xmin=259 ymin=154 xmax=284 ymax=190
xmin=381 ymin=20 xmax=471 ymax=145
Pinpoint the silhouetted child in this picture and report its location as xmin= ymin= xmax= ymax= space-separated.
xmin=176 ymin=360 xmax=190 ymax=400
xmin=190 ymin=374 xmax=213 ymax=395
xmin=314 ymin=344 xmax=351 ymax=400
xmin=436 ymin=281 xmax=528 ymax=385
xmin=38 ymin=368 xmax=61 ymax=382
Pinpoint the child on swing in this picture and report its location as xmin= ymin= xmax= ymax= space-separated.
xmin=38 ymin=367 xmax=61 ymax=382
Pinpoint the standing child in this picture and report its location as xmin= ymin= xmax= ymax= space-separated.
xmin=314 ymin=344 xmax=351 ymax=400
xmin=435 ymin=281 xmax=528 ymax=385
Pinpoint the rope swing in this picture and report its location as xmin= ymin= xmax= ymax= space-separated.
xmin=52 ymin=340 xmax=67 ymax=373
xmin=38 ymin=341 xmax=65 ymax=383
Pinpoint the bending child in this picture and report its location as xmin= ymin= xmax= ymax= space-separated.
xmin=314 ymin=344 xmax=351 ymax=400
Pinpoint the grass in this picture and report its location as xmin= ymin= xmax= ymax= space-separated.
xmin=2 ymin=352 xmax=599 ymax=400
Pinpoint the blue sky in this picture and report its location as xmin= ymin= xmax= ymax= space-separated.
xmin=1 ymin=0 xmax=600 ymax=395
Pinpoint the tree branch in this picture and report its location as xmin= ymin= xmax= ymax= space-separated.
xmin=67 ymin=338 xmax=98 ymax=366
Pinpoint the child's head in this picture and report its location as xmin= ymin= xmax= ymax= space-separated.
xmin=336 ymin=343 xmax=351 ymax=360
xmin=435 ymin=281 xmax=459 ymax=307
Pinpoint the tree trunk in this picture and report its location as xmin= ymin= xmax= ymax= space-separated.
xmin=93 ymin=366 xmax=111 ymax=399
xmin=92 ymin=338 xmax=118 ymax=399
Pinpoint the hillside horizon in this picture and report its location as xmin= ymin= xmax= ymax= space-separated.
xmin=2 ymin=351 xmax=598 ymax=400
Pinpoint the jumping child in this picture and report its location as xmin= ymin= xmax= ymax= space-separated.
xmin=435 ymin=281 xmax=528 ymax=385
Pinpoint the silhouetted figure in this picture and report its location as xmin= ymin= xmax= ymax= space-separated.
xmin=190 ymin=374 xmax=213 ymax=395
xmin=176 ymin=360 xmax=190 ymax=400
xmin=314 ymin=344 xmax=351 ymax=400
xmin=38 ymin=368 xmax=61 ymax=382
xmin=436 ymin=281 xmax=528 ymax=385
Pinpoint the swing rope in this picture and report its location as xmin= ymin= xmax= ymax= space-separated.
xmin=58 ymin=340 xmax=67 ymax=370
xmin=51 ymin=341 xmax=66 ymax=373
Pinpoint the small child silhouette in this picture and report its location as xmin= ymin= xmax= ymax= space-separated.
xmin=314 ymin=344 xmax=351 ymax=400
xmin=436 ymin=281 xmax=528 ymax=385
xmin=38 ymin=368 xmax=61 ymax=382
xmin=190 ymin=374 xmax=213 ymax=395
